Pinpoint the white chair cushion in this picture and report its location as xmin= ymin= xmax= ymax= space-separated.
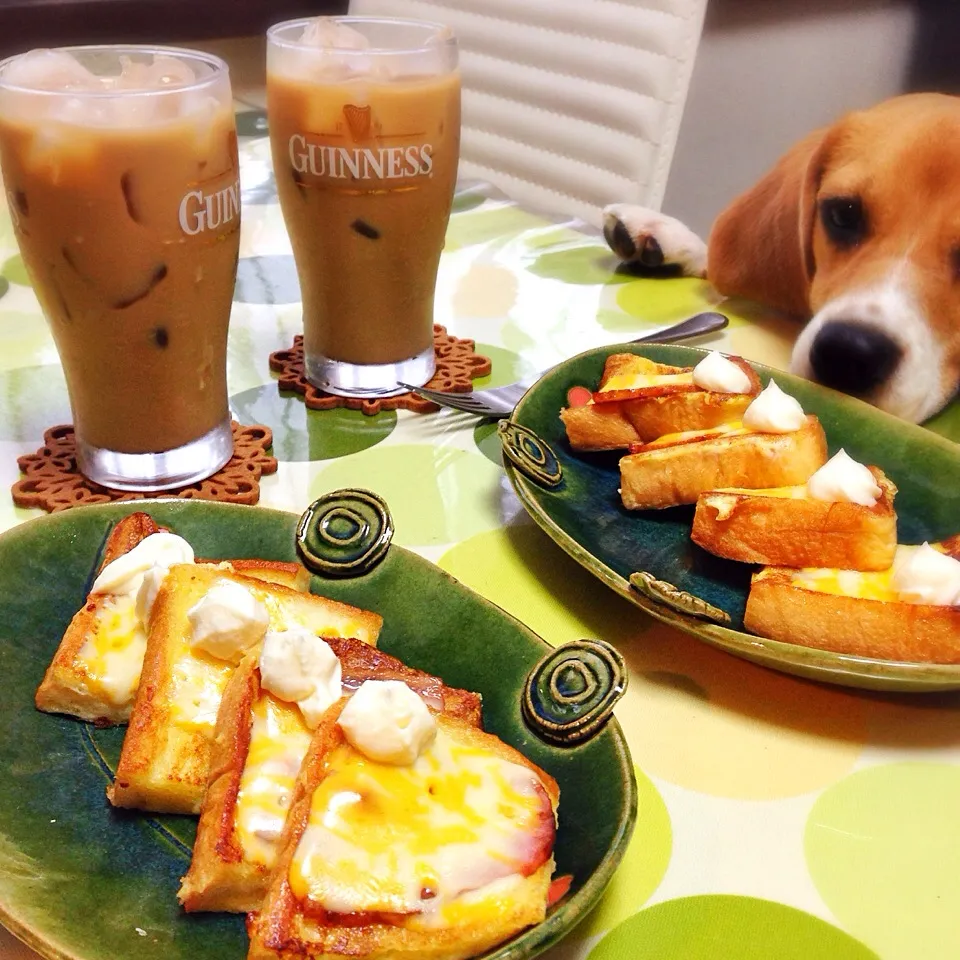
xmin=350 ymin=0 xmax=707 ymax=224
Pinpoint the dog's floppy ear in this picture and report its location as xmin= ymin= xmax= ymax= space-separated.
xmin=707 ymin=127 xmax=833 ymax=317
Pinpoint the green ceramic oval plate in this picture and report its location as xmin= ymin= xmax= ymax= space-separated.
xmin=0 ymin=500 xmax=636 ymax=960
xmin=505 ymin=342 xmax=960 ymax=693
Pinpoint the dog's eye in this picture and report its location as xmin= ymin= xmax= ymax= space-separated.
xmin=820 ymin=197 xmax=866 ymax=246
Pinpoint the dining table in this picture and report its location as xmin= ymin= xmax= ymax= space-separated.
xmin=1 ymin=103 xmax=958 ymax=960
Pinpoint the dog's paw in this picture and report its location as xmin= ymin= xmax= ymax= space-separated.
xmin=602 ymin=204 xmax=707 ymax=277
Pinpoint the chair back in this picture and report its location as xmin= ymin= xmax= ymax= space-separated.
xmin=349 ymin=0 xmax=708 ymax=224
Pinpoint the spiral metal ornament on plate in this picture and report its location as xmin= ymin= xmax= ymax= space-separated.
xmin=498 ymin=420 xmax=563 ymax=488
xmin=522 ymin=639 xmax=627 ymax=746
xmin=296 ymin=488 xmax=394 ymax=578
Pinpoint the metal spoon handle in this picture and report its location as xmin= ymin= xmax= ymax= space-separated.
xmin=630 ymin=311 xmax=728 ymax=345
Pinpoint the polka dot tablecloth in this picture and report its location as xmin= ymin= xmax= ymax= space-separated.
xmin=2 ymin=110 xmax=960 ymax=960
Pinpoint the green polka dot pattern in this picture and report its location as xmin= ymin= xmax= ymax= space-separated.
xmin=438 ymin=525 xmax=649 ymax=648
xmin=526 ymin=244 xmax=635 ymax=286
xmin=616 ymin=276 xmax=720 ymax=324
xmin=309 ymin=444 xmax=503 ymax=548
xmin=473 ymin=421 xmax=502 ymax=466
xmin=587 ymin=896 xmax=879 ymax=960
xmin=2 ymin=254 xmax=30 ymax=287
xmin=580 ymin=766 xmax=673 ymax=938
xmin=230 ymin=386 xmax=396 ymax=461
xmin=805 ymin=762 xmax=960 ymax=960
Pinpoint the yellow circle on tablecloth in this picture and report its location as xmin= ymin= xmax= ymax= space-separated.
xmin=614 ymin=622 xmax=867 ymax=800
xmin=451 ymin=263 xmax=519 ymax=319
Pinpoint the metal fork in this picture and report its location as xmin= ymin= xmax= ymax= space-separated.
xmin=400 ymin=311 xmax=729 ymax=418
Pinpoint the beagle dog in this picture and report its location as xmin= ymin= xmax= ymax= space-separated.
xmin=603 ymin=93 xmax=960 ymax=423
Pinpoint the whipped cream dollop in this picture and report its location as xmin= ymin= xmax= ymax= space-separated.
xmin=692 ymin=352 xmax=752 ymax=394
xmin=892 ymin=543 xmax=960 ymax=606
xmin=188 ymin=580 xmax=270 ymax=663
xmin=806 ymin=449 xmax=881 ymax=506
xmin=91 ymin=532 xmax=194 ymax=599
xmin=135 ymin=565 xmax=168 ymax=625
xmin=259 ymin=629 xmax=342 ymax=728
xmin=742 ymin=381 xmax=806 ymax=433
xmin=338 ymin=679 xmax=437 ymax=765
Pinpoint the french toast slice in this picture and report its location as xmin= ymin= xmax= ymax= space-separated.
xmin=216 ymin=559 xmax=311 ymax=593
xmin=619 ymin=415 xmax=828 ymax=510
xmin=108 ymin=565 xmax=382 ymax=814
xmin=560 ymin=353 xmax=760 ymax=452
xmin=35 ymin=513 xmax=311 ymax=725
xmin=179 ymin=641 xmax=483 ymax=913
xmin=744 ymin=538 xmax=960 ymax=662
xmin=247 ymin=702 xmax=558 ymax=960
xmin=691 ymin=467 xmax=897 ymax=570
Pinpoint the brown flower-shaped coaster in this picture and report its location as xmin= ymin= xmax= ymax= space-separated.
xmin=12 ymin=422 xmax=277 ymax=513
xmin=269 ymin=324 xmax=492 ymax=415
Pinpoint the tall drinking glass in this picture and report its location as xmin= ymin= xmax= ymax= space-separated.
xmin=267 ymin=17 xmax=460 ymax=397
xmin=0 ymin=46 xmax=240 ymax=491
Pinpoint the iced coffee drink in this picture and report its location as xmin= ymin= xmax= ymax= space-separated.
xmin=267 ymin=18 xmax=460 ymax=397
xmin=0 ymin=47 xmax=240 ymax=490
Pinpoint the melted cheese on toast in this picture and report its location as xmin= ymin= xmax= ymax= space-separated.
xmin=641 ymin=421 xmax=751 ymax=450
xmin=289 ymin=728 xmax=554 ymax=920
xmin=235 ymin=692 xmax=313 ymax=867
xmin=700 ymin=484 xmax=808 ymax=521
xmin=708 ymin=484 xmax=809 ymax=499
xmin=783 ymin=544 xmax=939 ymax=602
xmin=169 ymin=650 xmax=235 ymax=731
xmin=598 ymin=371 xmax=694 ymax=393
xmin=75 ymin=595 xmax=146 ymax=707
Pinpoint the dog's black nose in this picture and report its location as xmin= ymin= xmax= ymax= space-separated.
xmin=808 ymin=321 xmax=902 ymax=395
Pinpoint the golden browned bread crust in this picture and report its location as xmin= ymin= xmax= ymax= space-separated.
xmin=179 ymin=655 xmax=262 ymax=913
xmin=619 ymin=415 xmax=828 ymax=510
xmin=108 ymin=565 xmax=383 ymax=814
xmin=102 ymin=512 xmax=165 ymax=563
xmin=35 ymin=512 xmax=162 ymax=725
xmin=744 ymin=567 xmax=960 ymax=663
xmin=325 ymin=639 xmax=482 ymax=728
xmin=691 ymin=467 xmax=897 ymax=570
xmin=605 ymin=353 xmax=686 ymax=382
xmin=202 ymin=559 xmax=311 ymax=593
xmin=247 ymin=707 xmax=558 ymax=960
xmin=560 ymin=353 xmax=759 ymax=451
xmin=179 ymin=643 xmax=483 ymax=914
